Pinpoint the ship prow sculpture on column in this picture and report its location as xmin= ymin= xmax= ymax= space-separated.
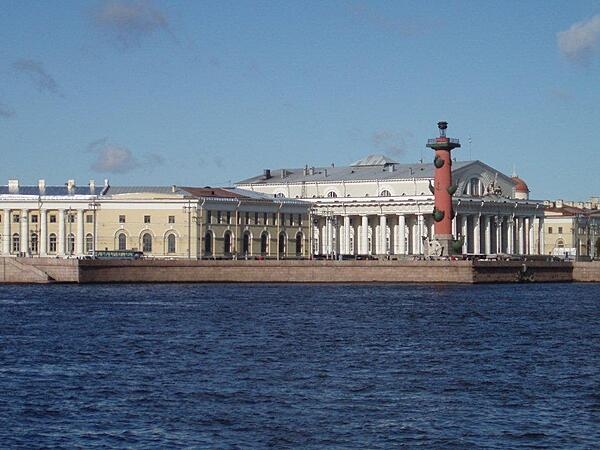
xmin=426 ymin=121 xmax=462 ymax=256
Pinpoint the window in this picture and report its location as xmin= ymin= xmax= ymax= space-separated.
xmin=298 ymin=214 xmax=302 ymax=226
xmin=327 ymin=191 xmax=338 ymax=198
xmin=226 ymin=211 xmax=231 ymax=224
xmin=49 ymin=215 xmax=56 ymax=223
xmin=558 ymin=227 xmax=563 ymax=234
xmin=67 ymin=214 xmax=75 ymax=223
xmin=245 ymin=212 xmax=250 ymax=225
xmin=49 ymin=234 xmax=57 ymax=253
xmin=469 ymin=178 xmax=481 ymax=197
xmin=119 ymin=215 xmax=126 ymax=223
xmin=85 ymin=234 xmax=93 ymax=253
xmin=12 ymin=233 xmax=20 ymax=253
xmin=380 ymin=190 xmax=391 ymax=197
xmin=280 ymin=213 xmax=285 ymax=226
xmin=142 ymin=233 xmax=152 ymax=253
xmin=217 ymin=211 xmax=222 ymax=224
xmin=144 ymin=215 xmax=151 ymax=224
xmin=118 ymin=233 xmax=127 ymax=250
xmin=0 ymin=214 xmax=2 ymax=223
xmin=31 ymin=214 xmax=38 ymax=223
xmin=67 ymin=233 xmax=75 ymax=255
xmin=272 ymin=213 xmax=277 ymax=225
xmin=224 ymin=231 xmax=232 ymax=254
xmin=207 ymin=210 xmax=212 ymax=224
xmin=168 ymin=216 xmax=175 ymax=224
xmin=86 ymin=215 xmax=93 ymax=223
xmin=275 ymin=192 xmax=285 ymax=198
xmin=204 ymin=231 xmax=213 ymax=255
xmin=12 ymin=214 xmax=19 ymax=223
xmin=254 ymin=212 xmax=259 ymax=225
xmin=30 ymin=233 xmax=38 ymax=254
xmin=264 ymin=213 xmax=268 ymax=225
xmin=289 ymin=214 xmax=293 ymax=226
xmin=260 ymin=231 xmax=269 ymax=255
xmin=548 ymin=227 xmax=553 ymax=234
xmin=167 ymin=234 xmax=176 ymax=253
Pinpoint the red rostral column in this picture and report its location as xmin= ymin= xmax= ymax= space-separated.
xmin=426 ymin=121 xmax=460 ymax=255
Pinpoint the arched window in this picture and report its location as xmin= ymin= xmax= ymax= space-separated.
xmin=30 ymin=233 xmax=38 ymax=254
xmin=260 ymin=231 xmax=269 ymax=255
xmin=85 ymin=234 xmax=94 ymax=254
xmin=142 ymin=233 xmax=152 ymax=253
xmin=67 ymin=233 xmax=75 ymax=255
xmin=223 ymin=231 xmax=232 ymax=255
xmin=556 ymin=239 xmax=564 ymax=249
xmin=469 ymin=178 xmax=481 ymax=197
xmin=279 ymin=232 xmax=286 ymax=257
xmin=243 ymin=231 xmax=251 ymax=256
xmin=12 ymin=233 xmax=19 ymax=253
xmin=327 ymin=191 xmax=338 ymax=198
xmin=274 ymin=192 xmax=285 ymax=198
xmin=204 ymin=231 xmax=213 ymax=255
xmin=49 ymin=233 xmax=57 ymax=253
xmin=118 ymin=233 xmax=127 ymax=251
xmin=295 ymin=232 xmax=303 ymax=256
xmin=167 ymin=234 xmax=176 ymax=253
xmin=380 ymin=189 xmax=391 ymax=197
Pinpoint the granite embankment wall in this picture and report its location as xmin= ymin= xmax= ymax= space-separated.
xmin=1 ymin=257 xmax=598 ymax=284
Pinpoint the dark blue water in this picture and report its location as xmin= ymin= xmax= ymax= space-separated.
xmin=1 ymin=283 xmax=600 ymax=448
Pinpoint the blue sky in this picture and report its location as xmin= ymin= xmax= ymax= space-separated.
xmin=1 ymin=1 xmax=599 ymax=200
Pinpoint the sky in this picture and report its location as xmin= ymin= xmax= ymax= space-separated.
xmin=1 ymin=0 xmax=599 ymax=201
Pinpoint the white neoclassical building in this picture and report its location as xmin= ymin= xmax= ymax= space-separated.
xmin=237 ymin=155 xmax=545 ymax=257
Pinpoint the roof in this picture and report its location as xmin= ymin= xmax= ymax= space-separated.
xmin=350 ymin=154 xmax=399 ymax=166
xmin=0 ymin=185 xmax=98 ymax=196
xmin=237 ymin=159 xmax=476 ymax=185
xmin=511 ymin=176 xmax=530 ymax=193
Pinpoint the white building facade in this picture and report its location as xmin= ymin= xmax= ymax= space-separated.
xmin=237 ymin=155 xmax=545 ymax=257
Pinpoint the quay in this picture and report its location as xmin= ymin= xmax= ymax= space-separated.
xmin=0 ymin=257 xmax=599 ymax=284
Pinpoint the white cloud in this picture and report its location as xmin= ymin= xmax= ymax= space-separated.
xmin=557 ymin=15 xmax=600 ymax=65
xmin=92 ymin=0 xmax=174 ymax=47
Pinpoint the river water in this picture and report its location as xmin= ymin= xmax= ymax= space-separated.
xmin=1 ymin=283 xmax=600 ymax=448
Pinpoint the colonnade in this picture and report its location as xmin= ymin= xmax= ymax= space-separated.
xmin=313 ymin=212 xmax=545 ymax=257
xmin=1 ymin=208 xmax=93 ymax=257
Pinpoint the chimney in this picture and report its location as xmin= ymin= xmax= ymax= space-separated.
xmin=281 ymin=169 xmax=286 ymax=179
xmin=67 ymin=179 xmax=76 ymax=191
xmin=38 ymin=179 xmax=46 ymax=193
xmin=8 ymin=179 xmax=19 ymax=193
xmin=387 ymin=164 xmax=395 ymax=173
xmin=263 ymin=169 xmax=271 ymax=180
xmin=89 ymin=179 xmax=95 ymax=193
xmin=585 ymin=202 xmax=592 ymax=210
xmin=556 ymin=199 xmax=563 ymax=208
xmin=101 ymin=179 xmax=110 ymax=195
xmin=172 ymin=185 xmax=177 ymax=193
xmin=309 ymin=167 xmax=315 ymax=176
xmin=324 ymin=169 xmax=328 ymax=177
xmin=303 ymin=165 xmax=308 ymax=176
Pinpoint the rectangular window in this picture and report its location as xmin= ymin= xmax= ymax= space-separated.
xmin=86 ymin=214 xmax=93 ymax=223
xmin=289 ymin=214 xmax=293 ymax=226
xmin=119 ymin=215 xmax=126 ymax=223
xmin=264 ymin=213 xmax=268 ymax=225
xmin=558 ymin=227 xmax=563 ymax=234
xmin=12 ymin=214 xmax=19 ymax=223
xmin=245 ymin=212 xmax=249 ymax=225
xmin=548 ymin=227 xmax=553 ymax=234
xmin=280 ymin=213 xmax=285 ymax=226
xmin=226 ymin=211 xmax=231 ymax=224
xmin=217 ymin=211 xmax=222 ymax=224
xmin=298 ymin=214 xmax=302 ymax=226
xmin=67 ymin=214 xmax=75 ymax=223
xmin=144 ymin=215 xmax=151 ymax=224
xmin=31 ymin=214 xmax=38 ymax=223
xmin=168 ymin=215 xmax=175 ymax=224
xmin=273 ymin=213 xmax=277 ymax=225
xmin=254 ymin=212 xmax=259 ymax=225
xmin=207 ymin=210 xmax=212 ymax=224
xmin=49 ymin=214 xmax=56 ymax=223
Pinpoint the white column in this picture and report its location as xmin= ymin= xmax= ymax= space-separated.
xmin=528 ymin=216 xmax=535 ymax=255
xmin=411 ymin=219 xmax=418 ymax=255
xmin=40 ymin=209 xmax=47 ymax=257
xmin=496 ymin=217 xmax=503 ymax=254
xmin=361 ymin=215 xmax=368 ymax=255
xmin=398 ymin=214 xmax=406 ymax=255
xmin=3 ymin=209 xmax=11 ymax=254
xmin=518 ymin=217 xmax=524 ymax=255
xmin=461 ymin=215 xmax=468 ymax=254
xmin=76 ymin=209 xmax=84 ymax=256
xmin=538 ymin=217 xmax=545 ymax=255
xmin=343 ymin=215 xmax=350 ymax=255
xmin=379 ymin=215 xmax=387 ymax=254
xmin=417 ymin=214 xmax=424 ymax=254
xmin=452 ymin=215 xmax=457 ymax=237
xmin=483 ymin=215 xmax=491 ymax=255
xmin=473 ymin=214 xmax=481 ymax=254
xmin=20 ymin=209 xmax=29 ymax=255
xmin=58 ymin=209 xmax=65 ymax=256
xmin=507 ymin=216 xmax=514 ymax=254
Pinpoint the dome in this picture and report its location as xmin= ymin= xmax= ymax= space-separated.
xmin=511 ymin=176 xmax=529 ymax=193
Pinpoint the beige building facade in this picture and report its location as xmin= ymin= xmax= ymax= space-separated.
xmin=0 ymin=181 xmax=311 ymax=259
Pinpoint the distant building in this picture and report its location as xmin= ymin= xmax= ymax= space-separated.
xmin=539 ymin=198 xmax=600 ymax=259
xmin=0 ymin=180 xmax=311 ymax=259
xmin=237 ymin=155 xmax=544 ymax=257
